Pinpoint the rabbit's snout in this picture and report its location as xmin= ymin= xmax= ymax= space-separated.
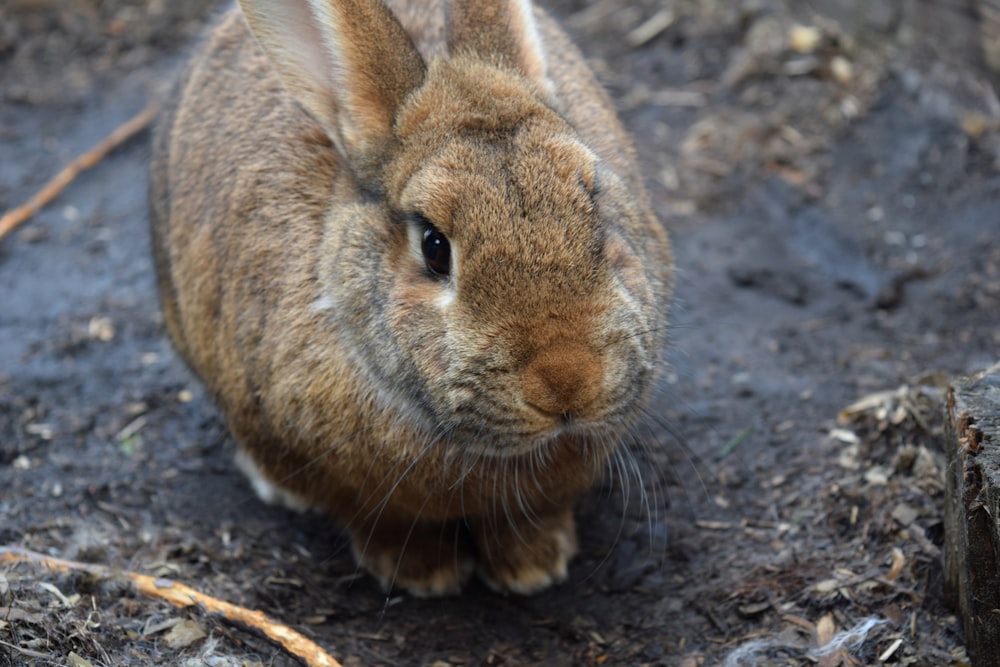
xmin=522 ymin=340 xmax=602 ymax=418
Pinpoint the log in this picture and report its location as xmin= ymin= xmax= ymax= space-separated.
xmin=977 ymin=0 xmax=1000 ymax=72
xmin=944 ymin=362 xmax=1000 ymax=667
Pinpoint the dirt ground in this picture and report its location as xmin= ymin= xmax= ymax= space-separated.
xmin=2 ymin=0 xmax=999 ymax=665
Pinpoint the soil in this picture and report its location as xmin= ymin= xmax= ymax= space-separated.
xmin=2 ymin=0 xmax=999 ymax=665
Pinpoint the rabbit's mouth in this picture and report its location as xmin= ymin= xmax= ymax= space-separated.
xmin=523 ymin=406 xmax=604 ymax=442
xmin=450 ymin=414 xmax=629 ymax=462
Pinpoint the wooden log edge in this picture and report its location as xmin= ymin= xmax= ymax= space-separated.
xmin=944 ymin=361 xmax=1000 ymax=667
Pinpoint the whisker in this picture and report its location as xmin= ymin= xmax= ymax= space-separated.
xmin=598 ymin=324 xmax=668 ymax=353
xmin=516 ymin=457 xmax=549 ymax=533
xmin=383 ymin=491 xmax=434 ymax=606
xmin=621 ymin=430 xmax=657 ymax=551
xmin=349 ymin=432 xmax=443 ymax=582
xmin=583 ymin=445 xmax=632 ymax=583
xmin=639 ymin=402 xmax=711 ymax=505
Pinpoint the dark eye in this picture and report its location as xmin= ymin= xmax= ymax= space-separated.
xmin=421 ymin=222 xmax=451 ymax=278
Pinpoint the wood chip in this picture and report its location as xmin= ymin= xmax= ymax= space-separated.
xmin=891 ymin=503 xmax=919 ymax=527
xmin=782 ymin=613 xmax=816 ymax=633
xmin=695 ymin=520 xmax=732 ymax=530
xmin=830 ymin=55 xmax=853 ymax=84
xmin=878 ymin=637 xmax=904 ymax=661
xmin=886 ymin=548 xmax=906 ymax=581
xmin=738 ymin=601 xmax=771 ymax=617
xmin=828 ymin=428 xmax=859 ymax=444
xmin=626 ymin=9 xmax=675 ymax=47
xmin=813 ymin=578 xmax=840 ymax=594
xmin=37 ymin=581 xmax=77 ymax=608
xmin=0 ymin=606 xmax=47 ymax=626
xmin=649 ymin=90 xmax=708 ymax=107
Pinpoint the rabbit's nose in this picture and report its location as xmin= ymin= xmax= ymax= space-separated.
xmin=522 ymin=341 xmax=602 ymax=418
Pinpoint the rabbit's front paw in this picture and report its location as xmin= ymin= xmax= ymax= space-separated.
xmin=472 ymin=508 xmax=578 ymax=595
xmin=351 ymin=520 xmax=475 ymax=597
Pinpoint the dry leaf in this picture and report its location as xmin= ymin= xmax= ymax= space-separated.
xmin=162 ymin=619 xmax=208 ymax=649
xmin=886 ymin=547 xmax=906 ymax=581
xmin=816 ymin=613 xmax=836 ymax=646
xmin=67 ymin=653 xmax=95 ymax=667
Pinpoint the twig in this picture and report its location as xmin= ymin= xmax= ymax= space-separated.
xmin=0 ymin=545 xmax=343 ymax=667
xmin=0 ymin=638 xmax=53 ymax=660
xmin=626 ymin=9 xmax=675 ymax=48
xmin=0 ymin=100 xmax=159 ymax=242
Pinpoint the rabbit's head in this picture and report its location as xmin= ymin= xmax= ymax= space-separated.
xmin=237 ymin=0 xmax=670 ymax=460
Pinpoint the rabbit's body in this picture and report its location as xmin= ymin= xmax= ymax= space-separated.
xmin=151 ymin=0 xmax=672 ymax=596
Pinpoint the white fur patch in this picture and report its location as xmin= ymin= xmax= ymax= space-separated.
xmin=234 ymin=449 xmax=313 ymax=512
xmin=310 ymin=293 xmax=336 ymax=313
xmin=435 ymin=287 xmax=456 ymax=310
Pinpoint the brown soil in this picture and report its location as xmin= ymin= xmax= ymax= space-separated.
xmin=2 ymin=1 xmax=998 ymax=665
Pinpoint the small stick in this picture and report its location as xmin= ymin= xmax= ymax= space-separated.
xmin=0 ymin=545 xmax=343 ymax=667
xmin=0 ymin=100 xmax=160 ymax=242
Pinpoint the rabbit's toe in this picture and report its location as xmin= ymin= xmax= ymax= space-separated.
xmin=473 ymin=509 xmax=578 ymax=595
xmin=352 ymin=521 xmax=475 ymax=597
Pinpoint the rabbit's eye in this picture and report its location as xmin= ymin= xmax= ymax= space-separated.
xmin=421 ymin=225 xmax=451 ymax=278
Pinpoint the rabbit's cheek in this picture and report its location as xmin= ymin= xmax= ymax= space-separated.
xmin=605 ymin=231 xmax=651 ymax=305
xmin=382 ymin=283 xmax=455 ymax=384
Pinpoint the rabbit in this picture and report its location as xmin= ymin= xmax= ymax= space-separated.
xmin=149 ymin=0 xmax=673 ymax=597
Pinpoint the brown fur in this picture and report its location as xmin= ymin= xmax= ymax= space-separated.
xmin=150 ymin=0 xmax=673 ymax=596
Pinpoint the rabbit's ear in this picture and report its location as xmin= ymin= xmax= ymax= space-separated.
xmin=239 ymin=0 xmax=426 ymax=160
xmin=447 ymin=0 xmax=554 ymax=101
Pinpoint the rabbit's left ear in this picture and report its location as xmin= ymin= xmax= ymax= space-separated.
xmin=238 ymin=0 xmax=426 ymax=162
xmin=446 ymin=0 xmax=554 ymax=102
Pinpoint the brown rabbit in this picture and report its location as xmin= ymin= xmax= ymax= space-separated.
xmin=150 ymin=0 xmax=673 ymax=596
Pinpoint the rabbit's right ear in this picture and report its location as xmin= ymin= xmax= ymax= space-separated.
xmin=447 ymin=0 xmax=555 ymax=103
xmin=238 ymin=0 xmax=426 ymax=162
